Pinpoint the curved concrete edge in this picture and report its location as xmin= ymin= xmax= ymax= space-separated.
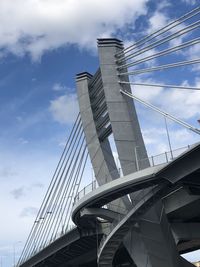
xmin=72 ymin=142 xmax=200 ymax=226
xmin=72 ymin=164 xmax=167 ymax=224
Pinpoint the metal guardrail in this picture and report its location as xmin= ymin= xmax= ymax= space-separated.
xmin=74 ymin=144 xmax=192 ymax=204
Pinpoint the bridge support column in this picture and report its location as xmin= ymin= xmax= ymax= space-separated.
xmin=124 ymin=202 xmax=194 ymax=267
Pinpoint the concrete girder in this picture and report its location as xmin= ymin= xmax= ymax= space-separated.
xmin=171 ymin=223 xmax=200 ymax=243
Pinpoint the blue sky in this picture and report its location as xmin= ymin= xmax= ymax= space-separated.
xmin=0 ymin=0 xmax=200 ymax=266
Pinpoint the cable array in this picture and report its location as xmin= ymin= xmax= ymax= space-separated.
xmin=116 ymin=5 xmax=200 ymax=133
xmin=18 ymin=113 xmax=88 ymax=265
xmin=120 ymin=89 xmax=200 ymax=135
xmin=116 ymin=5 xmax=200 ymax=81
xmin=116 ymin=5 xmax=200 ymax=59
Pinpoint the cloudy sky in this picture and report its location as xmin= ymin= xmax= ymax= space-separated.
xmin=0 ymin=0 xmax=200 ymax=266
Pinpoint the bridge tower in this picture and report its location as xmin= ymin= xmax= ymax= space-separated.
xmin=76 ymin=39 xmax=148 ymax=187
xmin=76 ymin=39 xmax=193 ymax=267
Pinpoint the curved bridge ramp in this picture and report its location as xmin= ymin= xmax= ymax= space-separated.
xmin=97 ymin=184 xmax=167 ymax=267
xmin=72 ymin=143 xmax=200 ymax=267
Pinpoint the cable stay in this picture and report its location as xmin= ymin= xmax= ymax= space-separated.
xmin=18 ymin=113 xmax=89 ymax=265
xmin=32 ymin=132 xmax=85 ymax=255
xmin=118 ymin=58 xmax=200 ymax=76
xmin=27 ymin=129 xmax=85 ymax=259
xmin=120 ymin=89 xmax=200 ymax=135
xmin=116 ymin=5 xmax=200 ymax=58
xmin=119 ymin=81 xmax=200 ymax=91
xmin=18 ymin=113 xmax=81 ymax=264
xmin=117 ymin=37 xmax=200 ymax=70
xmin=23 ymin=118 xmax=84 ymax=261
xmin=117 ymin=19 xmax=200 ymax=63
xmin=38 ymin=134 xmax=85 ymax=250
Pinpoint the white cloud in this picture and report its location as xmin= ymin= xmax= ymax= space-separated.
xmin=132 ymin=77 xmax=200 ymax=120
xmin=186 ymin=44 xmax=200 ymax=72
xmin=132 ymin=82 xmax=163 ymax=102
xmin=161 ymin=88 xmax=200 ymax=120
xmin=143 ymin=5 xmax=195 ymax=55
xmin=0 ymin=0 xmax=148 ymax=60
xmin=16 ymin=116 xmax=23 ymax=122
xmin=147 ymin=11 xmax=168 ymax=33
xmin=181 ymin=0 xmax=196 ymax=5
xmin=142 ymin=125 xmax=199 ymax=159
xmin=18 ymin=137 xmax=29 ymax=145
xmin=20 ymin=206 xmax=38 ymax=217
xmin=49 ymin=93 xmax=79 ymax=124
xmin=52 ymin=83 xmax=66 ymax=91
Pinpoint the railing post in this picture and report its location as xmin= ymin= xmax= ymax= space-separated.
xmin=165 ymin=152 xmax=168 ymax=163
xmin=151 ymin=156 xmax=154 ymax=166
xmin=164 ymin=116 xmax=173 ymax=160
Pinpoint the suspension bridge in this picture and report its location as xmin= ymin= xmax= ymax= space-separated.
xmin=17 ymin=5 xmax=200 ymax=267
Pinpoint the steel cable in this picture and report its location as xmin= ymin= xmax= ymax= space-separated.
xmin=119 ymin=58 xmax=200 ymax=76
xmin=21 ymin=117 xmax=82 ymax=261
xmin=116 ymin=5 xmax=200 ymax=58
xmin=18 ymin=113 xmax=81 ymax=264
xmin=119 ymin=81 xmax=200 ymax=91
xmin=51 ymin=145 xmax=88 ymax=238
xmin=64 ymin=151 xmax=89 ymax=231
xmin=117 ymin=37 xmax=200 ymax=69
xmin=43 ymin=135 xmax=85 ymax=245
xmin=117 ymin=19 xmax=200 ymax=63
xmin=27 ymin=126 xmax=84 ymax=257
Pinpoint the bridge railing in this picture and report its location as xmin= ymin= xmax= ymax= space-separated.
xmin=74 ymin=144 xmax=192 ymax=204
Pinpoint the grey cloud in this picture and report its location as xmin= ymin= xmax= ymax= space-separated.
xmin=20 ymin=206 xmax=38 ymax=217
xmin=32 ymin=183 xmax=44 ymax=188
xmin=10 ymin=187 xmax=26 ymax=199
xmin=0 ymin=167 xmax=17 ymax=179
xmin=11 ymin=183 xmax=44 ymax=200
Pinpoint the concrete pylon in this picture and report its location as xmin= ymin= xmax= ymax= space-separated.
xmin=76 ymin=39 xmax=194 ymax=267
xmin=76 ymin=72 xmax=119 ymax=185
xmin=97 ymin=38 xmax=193 ymax=267
xmin=76 ymin=71 xmax=130 ymax=210
xmin=97 ymin=38 xmax=149 ymax=175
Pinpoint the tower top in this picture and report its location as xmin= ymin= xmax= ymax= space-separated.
xmin=97 ymin=38 xmax=124 ymax=49
xmin=76 ymin=72 xmax=93 ymax=81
